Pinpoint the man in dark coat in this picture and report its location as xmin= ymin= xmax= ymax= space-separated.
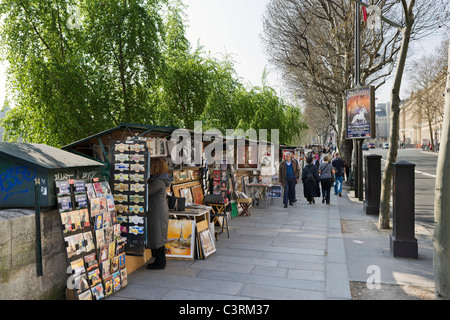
xmin=146 ymin=158 xmax=173 ymax=270
xmin=301 ymin=156 xmax=321 ymax=204
xmin=279 ymin=152 xmax=299 ymax=208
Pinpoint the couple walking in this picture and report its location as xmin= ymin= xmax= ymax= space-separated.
xmin=301 ymin=153 xmax=344 ymax=205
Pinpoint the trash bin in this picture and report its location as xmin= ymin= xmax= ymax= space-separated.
xmin=0 ymin=142 xmax=107 ymax=209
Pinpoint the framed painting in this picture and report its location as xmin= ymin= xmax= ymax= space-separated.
xmin=191 ymin=184 xmax=204 ymax=205
xmin=165 ymin=219 xmax=195 ymax=259
xmin=197 ymin=220 xmax=216 ymax=258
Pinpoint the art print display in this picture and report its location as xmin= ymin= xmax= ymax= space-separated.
xmin=198 ymin=228 xmax=216 ymax=258
xmin=165 ymin=219 xmax=195 ymax=259
xmin=346 ymin=86 xmax=376 ymax=139
xmin=191 ymin=184 xmax=204 ymax=205
xmin=180 ymin=188 xmax=194 ymax=205
xmin=196 ymin=220 xmax=216 ymax=259
xmin=213 ymin=181 xmax=220 ymax=194
xmin=213 ymin=170 xmax=221 ymax=181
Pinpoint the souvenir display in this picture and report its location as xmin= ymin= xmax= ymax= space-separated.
xmin=111 ymin=140 xmax=147 ymax=254
xmin=56 ymin=178 xmax=126 ymax=300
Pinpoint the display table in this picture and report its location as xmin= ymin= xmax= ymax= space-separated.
xmin=169 ymin=206 xmax=211 ymax=222
xmin=246 ymin=183 xmax=273 ymax=207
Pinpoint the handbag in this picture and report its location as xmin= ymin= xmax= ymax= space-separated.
xmin=167 ymin=195 xmax=185 ymax=211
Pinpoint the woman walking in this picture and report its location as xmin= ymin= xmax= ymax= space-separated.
xmin=301 ymin=156 xmax=320 ymax=204
xmin=146 ymin=158 xmax=173 ymax=270
xmin=319 ymin=156 xmax=335 ymax=205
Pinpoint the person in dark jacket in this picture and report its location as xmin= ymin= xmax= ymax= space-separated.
xmin=331 ymin=152 xmax=344 ymax=197
xmin=279 ymin=152 xmax=299 ymax=208
xmin=301 ymin=156 xmax=321 ymax=204
xmin=146 ymin=157 xmax=173 ymax=270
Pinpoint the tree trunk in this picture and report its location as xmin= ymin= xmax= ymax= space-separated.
xmin=428 ymin=118 xmax=434 ymax=151
xmin=434 ymin=43 xmax=450 ymax=300
xmin=378 ymin=3 xmax=414 ymax=229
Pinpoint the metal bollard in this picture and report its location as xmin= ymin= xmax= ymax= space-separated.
xmin=389 ymin=161 xmax=418 ymax=259
xmin=363 ymin=154 xmax=381 ymax=215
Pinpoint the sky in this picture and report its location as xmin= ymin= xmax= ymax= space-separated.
xmin=182 ymin=0 xmax=447 ymax=104
xmin=183 ymin=0 xmax=282 ymax=90
xmin=0 ymin=0 xmax=447 ymax=111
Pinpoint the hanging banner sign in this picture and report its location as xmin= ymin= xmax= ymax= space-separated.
xmin=346 ymin=86 xmax=376 ymax=139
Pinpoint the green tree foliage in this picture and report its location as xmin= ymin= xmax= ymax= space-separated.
xmin=0 ymin=0 xmax=306 ymax=147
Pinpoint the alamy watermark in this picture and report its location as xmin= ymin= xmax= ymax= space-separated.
xmin=366 ymin=265 xmax=381 ymax=289
xmin=66 ymin=5 xmax=82 ymax=30
xmin=168 ymin=121 xmax=280 ymax=167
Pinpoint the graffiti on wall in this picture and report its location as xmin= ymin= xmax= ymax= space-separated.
xmin=0 ymin=166 xmax=37 ymax=202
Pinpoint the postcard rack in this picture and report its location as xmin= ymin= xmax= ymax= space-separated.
xmin=56 ymin=179 xmax=128 ymax=300
xmin=111 ymin=140 xmax=148 ymax=255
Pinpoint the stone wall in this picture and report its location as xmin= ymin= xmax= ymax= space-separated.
xmin=0 ymin=208 xmax=68 ymax=300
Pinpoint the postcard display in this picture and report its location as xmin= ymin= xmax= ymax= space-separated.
xmin=111 ymin=140 xmax=148 ymax=255
xmin=56 ymin=179 xmax=127 ymax=300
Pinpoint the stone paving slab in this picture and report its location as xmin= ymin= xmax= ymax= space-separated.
xmin=110 ymin=184 xmax=351 ymax=300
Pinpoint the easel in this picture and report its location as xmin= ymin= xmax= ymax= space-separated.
xmin=237 ymin=198 xmax=252 ymax=216
xmin=207 ymin=202 xmax=230 ymax=239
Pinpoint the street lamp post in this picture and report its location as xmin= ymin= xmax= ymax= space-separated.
xmin=353 ymin=0 xmax=364 ymax=201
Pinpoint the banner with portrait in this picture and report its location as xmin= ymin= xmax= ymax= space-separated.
xmin=346 ymin=86 xmax=376 ymax=139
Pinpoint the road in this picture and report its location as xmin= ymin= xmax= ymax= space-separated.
xmin=362 ymin=147 xmax=438 ymax=228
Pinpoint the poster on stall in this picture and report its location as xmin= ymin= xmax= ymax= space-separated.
xmin=346 ymin=86 xmax=376 ymax=139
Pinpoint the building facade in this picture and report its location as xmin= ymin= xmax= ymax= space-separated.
xmin=399 ymin=70 xmax=446 ymax=147
xmin=375 ymin=102 xmax=390 ymax=143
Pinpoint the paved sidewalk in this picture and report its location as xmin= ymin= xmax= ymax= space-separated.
xmin=340 ymin=186 xmax=435 ymax=299
xmin=109 ymin=182 xmax=435 ymax=300
xmin=110 ymin=183 xmax=351 ymax=300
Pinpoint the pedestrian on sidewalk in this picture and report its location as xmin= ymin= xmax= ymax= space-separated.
xmin=279 ymin=152 xmax=299 ymax=208
xmin=331 ymin=152 xmax=344 ymax=197
xmin=146 ymin=157 xmax=173 ymax=270
xmin=319 ymin=156 xmax=335 ymax=205
xmin=301 ymin=156 xmax=321 ymax=204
